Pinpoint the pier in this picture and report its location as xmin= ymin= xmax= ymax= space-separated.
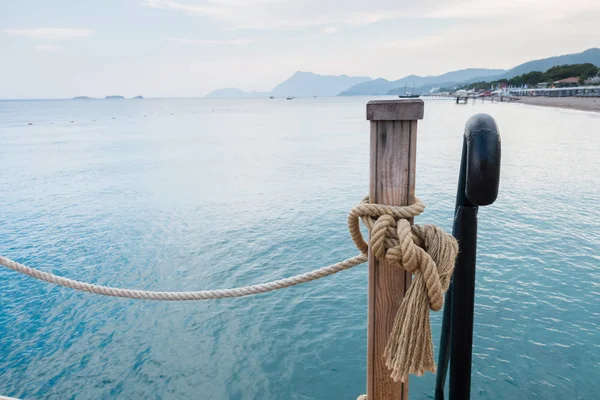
xmin=456 ymin=96 xmax=519 ymax=104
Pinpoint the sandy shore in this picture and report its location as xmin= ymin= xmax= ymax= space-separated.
xmin=517 ymin=96 xmax=600 ymax=112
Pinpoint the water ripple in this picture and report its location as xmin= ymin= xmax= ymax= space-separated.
xmin=1 ymin=98 xmax=599 ymax=399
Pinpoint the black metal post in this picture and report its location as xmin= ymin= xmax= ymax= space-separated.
xmin=434 ymin=114 xmax=501 ymax=400
xmin=434 ymin=286 xmax=453 ymax=400
xmin=449 ymin=205 xmax=478 ymax=400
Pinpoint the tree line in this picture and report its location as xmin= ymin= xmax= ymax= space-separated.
xmin=458 ymin=63 xmax=599 ymax=91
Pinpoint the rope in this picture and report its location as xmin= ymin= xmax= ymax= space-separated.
xmin=1 ymin=196 xmax=457 ymax=387
xmin=0 ymin=254 xmax=366 ymax=300
xmin=349 ymin=197 xmax=458 ymax=384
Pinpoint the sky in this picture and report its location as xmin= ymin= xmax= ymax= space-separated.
xmin=1 ymin=0 xmax=599 ymax=98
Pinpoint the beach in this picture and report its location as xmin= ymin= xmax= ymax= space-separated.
xmin=517 ymin=96 xmax=600 ymax=112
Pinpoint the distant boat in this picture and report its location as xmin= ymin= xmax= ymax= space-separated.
xmin=269 ymin=96 xmax=275 ymax=99
xmin=286 ymin=96 xmax=294 ymax=100
xmin=398 ymin=82 xmax=420 ymax=98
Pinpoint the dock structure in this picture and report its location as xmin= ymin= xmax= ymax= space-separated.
xmin=456 ymin=95 xmax=519 ymax=104
xmin=487 ymin=96 xmax=519 ymax=103
xmin=420 ymin=94 xmax=452 ymax=99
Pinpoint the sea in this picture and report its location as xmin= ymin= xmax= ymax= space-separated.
xmin=1 ymin=97 xmax=599 ymax=399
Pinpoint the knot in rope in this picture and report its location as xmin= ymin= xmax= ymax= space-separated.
xmin=348 ymin=196 xmax=458 ymax=383
xmin=348 ymin=197 xmax=450 ymax=311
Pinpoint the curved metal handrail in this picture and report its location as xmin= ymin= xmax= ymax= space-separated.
xmin=435 ymin=113 xmax=501 ymax=400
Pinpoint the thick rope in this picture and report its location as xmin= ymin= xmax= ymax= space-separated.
xmin=349 ymin=197 xmax=458 ymax=384
xmin=1 ymin=196 xmax=456 ymax=388
xmin=0 ymin=254 xmax=366 ymax=300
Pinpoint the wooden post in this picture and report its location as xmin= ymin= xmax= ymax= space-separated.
xmin=366 ymin=99 xmax=424 ymax=400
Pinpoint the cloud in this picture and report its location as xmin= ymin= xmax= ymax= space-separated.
xmin=378 ymin=35 xmax=448 ymax=50
xmin=4 ymin=28 xmax=94 ymax=40
xmin=427 ymin=0 xmax=600 ymax=20
xmin=142 ymin=0 xmax=600 ymax=31
xmin=323 ymin=26 xmax=340 ymax=34
xmin=142 ymin=0 xmax=417 ymax=30
xmin=35 ymin=44 xmax=63 ymax=52
xmin=167 ymin=37 xmax=254 ymax=45
xmin=143 ymin=0 xmax=225 ymax=16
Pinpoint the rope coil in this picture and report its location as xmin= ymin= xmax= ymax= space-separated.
xmin=349 ymin=197 xmax=458 ymax=383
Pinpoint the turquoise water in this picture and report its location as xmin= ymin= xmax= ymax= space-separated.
xmin=1 ymin=98 xmax=599 ymax=399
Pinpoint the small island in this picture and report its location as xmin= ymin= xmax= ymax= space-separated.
xmin=133 ymin=95 xmax=144 ymax=99
xmin=105 ymin=95 xmax=125 ymax=99
xmin=72 ymin=96 xmax=92 ymax=100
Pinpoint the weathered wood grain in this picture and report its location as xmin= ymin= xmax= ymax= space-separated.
xmin=366 ymin=100 xmax=422 ymax=400
xmin=366 ymin=99 xmax=424 ymax=121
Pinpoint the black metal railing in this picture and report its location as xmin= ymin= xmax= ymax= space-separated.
xmin=435 ymin=113 xmax=501 ymax=400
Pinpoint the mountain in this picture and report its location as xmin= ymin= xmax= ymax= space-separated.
xmin=459 ymin=48 xmax=600 ymax=84
xmin=339 ymin=68 xmax=505 ymax=96
xmin=341 ymin=48 xmax=600 ymax=95
xmin=502 ymin=48 xmax=600 ymax=79
xmin=206 ymin=71 xmax=371 ymax=98
xmin=206 ymin=48 xmax=600 ymax=98
xmin=269 ymin=71 xmax=371 ymax=97
xmin=336 ymin=78 xmax=394 ymax=96
xmin=433 ymin=68 xmax=507 ymax=83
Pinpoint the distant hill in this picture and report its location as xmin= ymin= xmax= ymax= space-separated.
xmin=105 ymin=95 xmax=124 ymax=99
xmin=459 ymin=48 xmax=600 ymax=84
xmin=206 ymin=48 xmax=600 ymax=98
xmin=269 ymin=71 xmax=371 ymax=97
xmin=339 ymin=78 xmax=397 ymax=96
xmin=340 ymin=69 xmax=505 ymax=96
xmin=433 ymin=68 xmax=507 ymax=83
xmin=206 ymin=71 xmax=371 ymax=98
xmin=502 ymin=48 xmax=600 ymax=79
xmin=341 ymin=48 xmax=600 ymax=95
